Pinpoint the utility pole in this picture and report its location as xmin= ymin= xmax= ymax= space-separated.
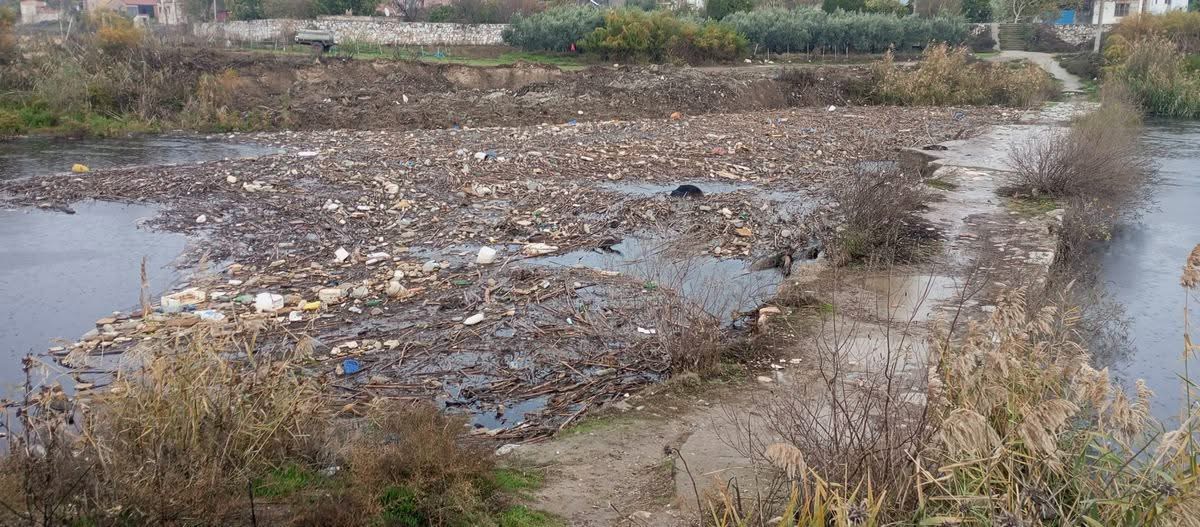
xmin=1093 ymin=0 xmax=1103 ymax=52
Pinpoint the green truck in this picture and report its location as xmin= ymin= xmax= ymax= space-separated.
xmin=295 ymin=28 xmax=336 ymax=53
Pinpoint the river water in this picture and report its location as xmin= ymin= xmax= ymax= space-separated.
xmin=1099 ymin=120 xmax=1200 ymax=419
xmin=0 ymin=135 xmax=278 ymax=399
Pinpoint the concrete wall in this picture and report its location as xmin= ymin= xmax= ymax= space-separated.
xmin=19 ymin=0 xmax=62 ymax=24
xmin=1092 ymin=0 xmax=1186 ymax=24
xmin=195 ymin=17 xmax=508 ymax=46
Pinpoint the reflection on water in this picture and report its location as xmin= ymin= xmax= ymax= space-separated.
xmin=0 ymin=134 xmax=277 ymax=397
xmin=0 ymin=201 xmax=188 ymax=395
xmin=1099 ymin=120 xmax=1200 ymax=419
xmin=0 ymin=135 xmax=279 ymax=180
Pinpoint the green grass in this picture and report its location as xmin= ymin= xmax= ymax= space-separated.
xmin=0 ymin=101 xmax=156 ymax=138
xmin=497 ymin=505 xmax=562 ymax=527
xmin=491 ymin=468 xmax=544 ymax=497
xmin=1006 ymin=195 xmax=1060 ymax=216
xmin=926 ymin=177 xmax=959 ymax=191
xmin=561 ymin=413 xmax=626 ymax=436
xmin=380 ymin=485 xmax=424 ymax=527
xmin=973 ymin=51 xmax=999 ymax=59
xmin=253 ymin=463 xmax=325 ymax=498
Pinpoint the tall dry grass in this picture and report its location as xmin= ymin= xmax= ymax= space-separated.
xmin=1104 ymin=35 xmax=1200 ymax=119
xmin=919 ymin=284 xmax=1200 ymax=526
xmin=871 ymin=44 xmax=1058 ymax=107
xmin=1113 ymin=11 xmax=1200 ymax=54
xmin=0 ymin=329 xmax=330 ymax=525
xmin=710 ymin=244 xmax=1200 ymax=525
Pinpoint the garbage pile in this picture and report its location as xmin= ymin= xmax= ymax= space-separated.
xmin=1 ymin=106 xmax=1017 ymax=438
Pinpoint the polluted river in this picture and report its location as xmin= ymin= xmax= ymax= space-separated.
xmin=3 ymin=114 xmax=1197 ymax=437
xmin=0 ymin=135 xmax=279 ymax=401
xmin=0 ymin=108 xmax=1014 ymax=437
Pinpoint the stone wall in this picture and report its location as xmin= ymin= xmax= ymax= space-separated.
xmin=1052 ymin=24 xmax=1112 ymax=46
xmin=195 ymin=17 xmax=508 ymax=46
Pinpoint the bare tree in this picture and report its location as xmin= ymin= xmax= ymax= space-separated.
xmin=390 ymin=0 xmax=424 ymax=20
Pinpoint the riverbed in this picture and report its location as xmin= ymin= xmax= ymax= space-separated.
xmin=1100 ymin=120 xmax=1200 ymax=419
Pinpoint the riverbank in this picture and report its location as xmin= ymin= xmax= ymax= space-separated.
xmin=505 ymin=100 xmax=1079 ymax=526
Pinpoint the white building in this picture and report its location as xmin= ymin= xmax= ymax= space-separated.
xmin=1093 ymin=0 xmax=1187 ymax=24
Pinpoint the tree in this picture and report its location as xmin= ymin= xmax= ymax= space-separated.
xmin=229 ymin=0 xmax=264 ymax=19
xmin=994 ymin=0 xmax=1056 ymax=21
xmin=705 ymin=0 xmax=752 ymax=19
xmin=263 ymin=0 xmax=317 ymax=18
xmin=961 ymin=0 xmax=991 ymax=20
xmin=913 ymin=0 xmax=960 ymax=16
xmin=822 ymin=0 xmax=865 ymax=12
xmin=388 ymin=0 xmax=423 ymax=20
xmin=864 ymin=0 xmax=908 ymax=15
xmin=314 ymin=0 xmax=377 ymax=15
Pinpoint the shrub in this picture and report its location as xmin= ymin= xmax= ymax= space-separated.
xmin=0 ymin=7 xmax=16 ymax=65
xmin=1113 ymin=11 xmax=1200 ymax=53
xmin=427 ymin=3 xmax=457 ymax=21
xmin=864 ymin=0 xmax=908 ymax=15
xmin=342 ymin=403 xmax=496 ymax=525
xmin=872 ymin=43 xmax=1057 ymax=106
xmin=672 ymin=20 xmax=748 ymax=63
xmin=961 ymin=0 xmax=991 ymax=22
xmin=705 ymin=0 xmax=752 ymax=20
xmin=580 ymin=9 xmax=745 ymax=63
xmin=724 ymin=8 xmax=968 ymax=54
xmin=0 ymin=108 xmax=21 ymax=135
xmin=1106 ymin=35 xmax=1200 ymax=118
xmin=92 ymin=11 xmax=144 ymax=55
xmin=1008 ymin=86 xmax=1149 ymax=201
xmin=0 ymin=330 xmax=329 ymax=524
xmin=920 ymin=285 xmax=1200 ymax=526
xmin=1058 ymin=51 xmax=1102 ymax=80
xmin=828 ymin=168 xmax=931 ymax=265
xmin=1025 ymin=23 xmax=1080 ymax=52
xmin=503 ymin=6 xmax=604 ymax=52
xmin=966 ymin=30 xmax=996 ymax=51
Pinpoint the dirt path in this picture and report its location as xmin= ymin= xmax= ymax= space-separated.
xmin=513 ymin=103 xmax=1082 ymax=526
xmin=986 ymin=50 xmax=1085 ymax=93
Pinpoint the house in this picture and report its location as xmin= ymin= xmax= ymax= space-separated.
xmin=1092 ymin=0 xmax=1186 ymax=24
xmin=18 ymin=0 xmax=63 ymax=24
xmin=84 ymin=0 xmax=188 ymax=24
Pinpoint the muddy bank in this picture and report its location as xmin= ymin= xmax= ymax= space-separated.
xmin=0 ymin=106 xmax=1014 ymax=438
xmin=137 ymin=48 xmax=871 ymax=131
